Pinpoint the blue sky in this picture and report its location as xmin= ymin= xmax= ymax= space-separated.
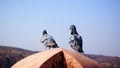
xmin=0 ymin=0 xmax=120 ymax=56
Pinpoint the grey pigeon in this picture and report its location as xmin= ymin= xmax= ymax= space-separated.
xmin=68 ymin=25 xmax=84 ymax=53
xmin=40 ymin=30 xmax=59 ymax=50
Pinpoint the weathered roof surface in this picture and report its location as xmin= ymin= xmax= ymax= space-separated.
xmin=11 ymin=48 xmax=101 ymax=68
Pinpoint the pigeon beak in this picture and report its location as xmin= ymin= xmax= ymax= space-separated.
xmin=69 ymin=28 xmax=70 ymax=30
xmin=69 ymin=27 xmax=71 ymax=30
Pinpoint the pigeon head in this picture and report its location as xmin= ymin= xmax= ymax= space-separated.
xmin=69 ymin=25 xmax=78 ymax=35
xmin=69 ymin=25 xmax=76 ymax=30
xmin=43 ymin=30 xmax=48 ymax=35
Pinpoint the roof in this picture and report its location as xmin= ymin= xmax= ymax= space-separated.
xmin=12 ymin=48 xmax=101 ymax=68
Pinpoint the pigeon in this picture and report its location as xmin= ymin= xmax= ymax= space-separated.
xmin=68 ymin=25 xmax=84 ymax=53
xmin=40 ymin=30 xmax=59 ymax=50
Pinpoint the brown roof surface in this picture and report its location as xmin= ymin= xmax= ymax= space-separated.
xmin=12 ymin=48 xmax=101 ymax=68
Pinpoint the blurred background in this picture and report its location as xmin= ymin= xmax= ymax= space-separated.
xmin=0 ymin=0 xmax=120 ymax=56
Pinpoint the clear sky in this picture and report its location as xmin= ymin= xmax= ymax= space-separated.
xmin=0 ymin=0 xmax=120 ymax=56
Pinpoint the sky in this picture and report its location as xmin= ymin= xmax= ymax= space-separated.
xmin=0 ymin=0 xmax=120 ymax=57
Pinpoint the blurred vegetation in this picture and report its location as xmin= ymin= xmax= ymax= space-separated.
xmin=0 ymin=46 xmax=36 ymax=68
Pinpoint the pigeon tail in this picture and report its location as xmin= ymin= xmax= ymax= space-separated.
xmin=52 ymin=44 xmax=59 ymax=48
xmin=78 ymin=49 xmax=84 ymax=53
